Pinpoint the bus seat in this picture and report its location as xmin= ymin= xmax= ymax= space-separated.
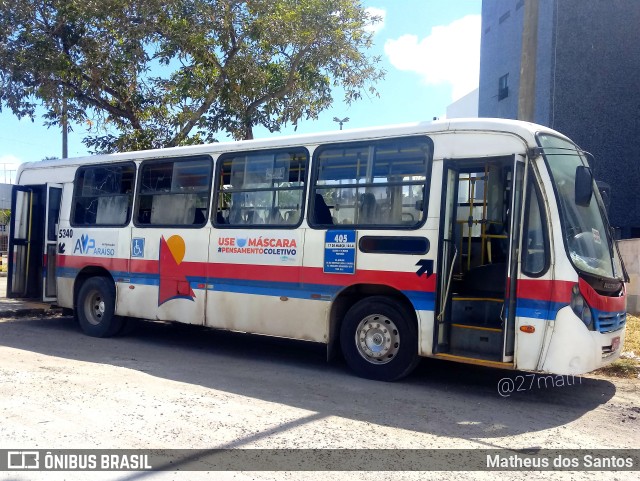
xmin=284 ymin=210 xmax=300 ymax=224
xmin=151 ymin=194 xmax=196 ymax=225
xmin=193 ymin=208 xmax=206 ymax=225
xmin=314 ymin=194 xmax=333 ymax=225
xmin=96 ymin=195 xmax=128 ymax=225
xmin=216 ymin=210 xmax=227 ymax=225
xmin=245 ymin=210 xmax=263 ymax=224
xmin=269 ymin=207 xmax=284 ymax=224
xmin=463 ymin=263 xmax=507 ymax=297
xmin=359 ymin=193 xmax=378 ymax=224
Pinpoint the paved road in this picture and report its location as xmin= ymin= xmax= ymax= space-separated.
xmin=0 ymin=310 xmax=639 ymax=481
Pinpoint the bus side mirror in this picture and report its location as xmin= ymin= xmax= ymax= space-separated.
xmin=575 ymin=166 xmax=593 ymax=207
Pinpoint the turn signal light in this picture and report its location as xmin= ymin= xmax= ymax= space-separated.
xmin=520 ymin=325 xmax=535 ymax=333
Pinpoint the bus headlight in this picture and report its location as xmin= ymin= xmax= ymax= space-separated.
xmin=570 ymin=284 xmax=584 ymax=317
xmin=571 ymin=283 xmax=594 ymax=330
xmin=581 ymin=305 xmax=594 ymax=330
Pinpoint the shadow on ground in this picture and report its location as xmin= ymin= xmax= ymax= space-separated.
xmin=0 ymin=315 xmax=618 ymax=443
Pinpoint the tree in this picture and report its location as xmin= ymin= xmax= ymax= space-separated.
xmin=0 ymin=0 xmax=383 ymax=153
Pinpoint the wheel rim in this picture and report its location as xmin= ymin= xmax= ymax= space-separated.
xmin=84 ymin=289 xmax=106 ymax=326
xmin=355 ymin=314 xmax=400 ymax=364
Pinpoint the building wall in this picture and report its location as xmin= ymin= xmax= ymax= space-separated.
xmin=478 ymin=0 xmax=524 ymax=120
xmin=551 ymin=0 xmax=640 ymax=236
xmin=479 ymin=0 xmax=640 ymax=237
xmin=446 ymin=89 xmax=479 ymax=119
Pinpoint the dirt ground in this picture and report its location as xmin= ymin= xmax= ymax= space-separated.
xmin=0 ymin=313 xmax=639 ymax=481
xmin=0 ymin=275 xmax=639 ymax=480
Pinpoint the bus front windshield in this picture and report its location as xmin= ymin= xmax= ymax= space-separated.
xmin=538 ymin=134 xmax=622 ymax=281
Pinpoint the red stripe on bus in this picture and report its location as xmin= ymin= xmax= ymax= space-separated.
xmin=579 ymin=278 xmax=626 ymax=312
xmin=58 ymin=255 xmax=437 ymax=292
xmin=58 ymin=255 xmax=129 ymax=272
xmin=516 ymin=279 xmax=574 ymax=303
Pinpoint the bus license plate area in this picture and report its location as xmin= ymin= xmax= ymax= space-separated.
xmin=610 ymin=337 xmax=620 ymax=352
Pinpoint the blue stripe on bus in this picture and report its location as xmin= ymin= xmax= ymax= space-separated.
xmin=514 ymin=299 xmax=567 ymax=320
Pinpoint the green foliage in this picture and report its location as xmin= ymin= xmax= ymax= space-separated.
xmin=0 ymin=0 xmax=383 ymax=153
xmin=0 ymin=209 xmax=10 ymax=226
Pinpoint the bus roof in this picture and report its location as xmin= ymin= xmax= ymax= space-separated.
xmin=16 ymin=118 xmax=566 ymax=178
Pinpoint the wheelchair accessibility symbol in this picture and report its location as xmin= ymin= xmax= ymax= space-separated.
xmin=132 ymin=238 xmax=145 ymax=258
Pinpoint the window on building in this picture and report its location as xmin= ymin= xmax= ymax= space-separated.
xmin=72 ymin=163 xmax=136 ymax=226
xmin=214 ymin=148 xmax=308 ymax=227
xmin=136 ymin=156 xmax=213 ymax=227
xmin=498 ymin=74 xmax=509 ymax=100
xmin=311 ymin=137 xmax=433 ymax=228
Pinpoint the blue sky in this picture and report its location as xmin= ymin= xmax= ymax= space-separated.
xmin=0 ymin=0 xmax=482 ymax=181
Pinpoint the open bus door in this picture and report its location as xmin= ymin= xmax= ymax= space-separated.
xmin=43 ymin=184 xmax=63 ymax=302
xmin=7 ymin=183 xmax=62 ymax=301
xmin=7 ymin=186 xmax=35 ymax=298
xmin=434 ymin=155 xmax=524 ymax=366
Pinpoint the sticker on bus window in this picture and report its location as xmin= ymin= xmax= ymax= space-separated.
xmin=324 ymin=230 xmax=356 ymax=274
xmin=592 ymin=228 xmax=601 ymax=244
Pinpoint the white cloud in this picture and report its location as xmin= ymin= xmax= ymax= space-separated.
xmin=364 ymin=7 xmax=386 ymax=34
xmin=384 ymin=15 xmax=481 ymax=101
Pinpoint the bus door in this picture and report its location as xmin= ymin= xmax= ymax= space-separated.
xmin=43 ymin=184 xmax=63 ymax=301
xmin=8 ymin=186 xmax=34 ymax=298
xmin=434 ymin=165 xmax=459 ymax=353
xmin=8 ymin=184 xmax=50 ymax=299
xmin=435 ymin=155 xmax=524 ymax=365
xmin=512 ymin=164 xmax=554 ymax=371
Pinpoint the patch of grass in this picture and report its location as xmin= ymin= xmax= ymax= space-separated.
xmin=623 ymin=314 xmax=640 ymax=355
xmin=595 ymin=358 xmax=639 ymax=379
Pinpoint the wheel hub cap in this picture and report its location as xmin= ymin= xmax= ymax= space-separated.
xmin=355 ymin=314 xmax=400 ymax=364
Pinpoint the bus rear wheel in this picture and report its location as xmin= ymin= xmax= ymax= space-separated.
xmin=340 ymin=296 xmax=419 ymax=381
xmin=76 ymin=277 xmax=122 ymax=338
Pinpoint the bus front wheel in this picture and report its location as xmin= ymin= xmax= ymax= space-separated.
xmin=76 ymin=277 xmax=122 ymax=338
xmin=340 ymin=296 xmax=419 ymax=381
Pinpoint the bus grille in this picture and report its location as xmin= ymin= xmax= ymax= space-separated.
xmin=601 ymin=345 xmax=616 ymax=359
xmin=594 ymin=311 xmax=626 ymax=333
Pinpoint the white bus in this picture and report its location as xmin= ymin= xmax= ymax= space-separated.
xmin=8 ymin=119 xmax=628 ymax=381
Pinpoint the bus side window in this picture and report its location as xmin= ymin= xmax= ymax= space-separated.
xmin=311 ymin=137 xmax=432 ymax=228
xmin=72 ymin=163 xmax=135 ymax=227
xmin=214 ymin=149 xmax=308 ymax=228
xmin=136 ymin=156 xmax=212 ymax=227
xmin=522 ymin=177 xmax=549 ymax=276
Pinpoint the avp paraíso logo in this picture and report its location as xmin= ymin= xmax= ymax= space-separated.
xmin=73 ymin=234 xmax=95 ymax=254
xmin=72 ymin=234 xmax=116 ymax=256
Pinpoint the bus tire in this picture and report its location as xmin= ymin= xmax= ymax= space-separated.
xmin=340 ymin=296 xmax=419 ymax=381
xmin=76 ymin=277 xmax=123 ymax=338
